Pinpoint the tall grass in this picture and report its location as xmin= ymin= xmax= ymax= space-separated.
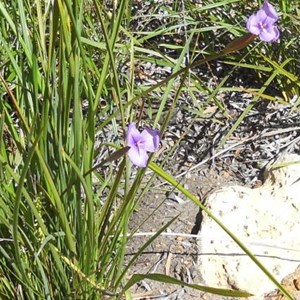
xmin=0 ymin=0 xmax=297 ymax=299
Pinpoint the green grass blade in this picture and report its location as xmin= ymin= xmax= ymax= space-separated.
xmin=122 ymin=273 xmax=252 ymax=298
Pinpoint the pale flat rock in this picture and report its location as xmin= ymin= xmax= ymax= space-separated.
xmin=198 ymin=154 xmax=300 ymax=299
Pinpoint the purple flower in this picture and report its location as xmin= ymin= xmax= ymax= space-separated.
xmin=246 ymin=1 xmax=280 ymax=42
xmin=126 ymin=123 xmax=160 ymax=167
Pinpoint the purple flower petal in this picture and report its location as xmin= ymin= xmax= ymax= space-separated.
xmin=255 ymin=8 xmax=268 ymax=21
xmin=126 ymin=123 xmax=140 ymax=148
xmin=246 ymin=14 xmax=262 ymax=35
xmin=128 ymin=146 xmax=149 ymax=168
xmin=271 ymin=26 xmax=280 ymax=41
xmin=259 ymin=24 xmax=279 ymax=42
xmin=262 ymin=1 xmax=278 ymax=21
xmin=140 ymin=128 xmax=160 ymax=152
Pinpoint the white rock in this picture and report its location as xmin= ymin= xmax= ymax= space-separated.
xmin=198 ymin=154 xmax=300 ymax=299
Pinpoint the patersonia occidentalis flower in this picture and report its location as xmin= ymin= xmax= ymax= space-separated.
xmin=246 ymin=1 xmax=280 ymax=42
xmin=126 ymin=123 xmax=160 ymax=167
